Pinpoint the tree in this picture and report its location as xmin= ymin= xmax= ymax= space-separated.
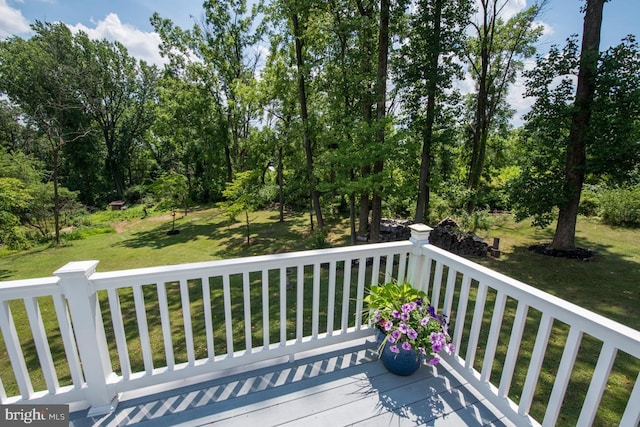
xmin=551 ymin=0 xmax=605 ymax=250
xmin=510 ymin=4 xmax=640 ymax=249
xmin=152 ymin=0 xmax=264 ymax=183
xmin=0 ymin=22 xmax=91 ymax=245
xmin=223 ymin=171 xmax=262 ymax=245
xmin=463 ymin=1 xmax=544 ymax=210
xmin=394 ymin=0 xmax=471 ymax=223
xmin=78 ymin=35 xmax=159 ymax=198
xmin=150 ymin=172 xmax=189 ymax=235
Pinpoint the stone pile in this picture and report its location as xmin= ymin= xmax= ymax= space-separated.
xmin=429 ymin=218 xmax=489 ymax=257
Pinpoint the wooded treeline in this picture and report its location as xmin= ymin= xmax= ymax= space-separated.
xmin=0 ymin=0 xmax=639 ymax=250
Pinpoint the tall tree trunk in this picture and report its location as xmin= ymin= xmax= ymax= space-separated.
xmin=292 ymin=12 xmax=324 ymax=231
xmin=356 ymin=0 xmax=375 ymax=237
xmin=551 ymin=0 xmax=604 ymax=250
xmin=53 ymin=137 xmax=61 ymax=246
xmin=278 ymin=145 xmax=284 ymax=223
xmin=466 ymin=20 xmax=491 ymax=212
xmin=415 ymin=0 xmax=443 ymax=224
xmin=370 ymin=0 xmax=390 ymax=243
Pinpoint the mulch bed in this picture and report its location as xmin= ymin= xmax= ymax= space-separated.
xmin=528 ymin=243 xmax=597 ymax=261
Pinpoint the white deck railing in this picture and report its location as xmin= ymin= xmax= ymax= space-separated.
xmin=0 ymin=224 xmax=638 ymax=426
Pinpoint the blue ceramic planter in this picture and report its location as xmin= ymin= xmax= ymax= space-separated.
xmin=380 ymin=341 xmax=421 ymax=376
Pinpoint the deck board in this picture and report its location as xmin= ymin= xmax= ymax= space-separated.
xmin=70 ymin=337 xmax=513 ymax=426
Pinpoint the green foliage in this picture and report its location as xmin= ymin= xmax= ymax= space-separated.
xmin=305 ymin=229 xmax=328 ymax=249
xmin=511 ymin=35 xmax=640 ymax=229
xmin=578 ymin=184 xmax=601 ymax=217
xmin=222 ymin=171 xmax=261 ymax=221
xmin=364 ymin=282 xmax=428 ymax=315
xmin=150 ymin=172 xmax=189 ymax=213
xmin=597 ymin=186 xmax=640 ymax=227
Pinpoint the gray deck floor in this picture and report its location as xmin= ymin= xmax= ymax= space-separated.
xmin=70 ymin=337 xmax=515 ymax=426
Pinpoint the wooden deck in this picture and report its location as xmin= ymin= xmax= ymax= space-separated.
xmin=69 ymin=337 xmax=515 ymax=426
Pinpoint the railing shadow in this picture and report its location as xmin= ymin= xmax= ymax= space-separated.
xmin=69 ymin=340 xmax=379 ymax=426
xmin=69 ymin=337 xmax=508 ymax=426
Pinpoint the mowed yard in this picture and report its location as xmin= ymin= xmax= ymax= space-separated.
xmin=0 ymin=207 xmax=639 ymax=425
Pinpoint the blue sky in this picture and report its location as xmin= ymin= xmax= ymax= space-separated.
xmin=1 ymin=0 xmax=639 ymax=122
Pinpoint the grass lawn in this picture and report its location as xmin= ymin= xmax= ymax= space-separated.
xmin=0 ymin=208 xmax=638 ymax=425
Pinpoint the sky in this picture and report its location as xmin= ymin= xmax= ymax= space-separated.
xmin=1 ymin=0 xmax=639 ymax=123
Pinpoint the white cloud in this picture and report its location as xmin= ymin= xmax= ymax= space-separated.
xmin=0 ymin=0 xmax=31 ymax=39
xmin=67 ymin=13 xmax=167 ymax=66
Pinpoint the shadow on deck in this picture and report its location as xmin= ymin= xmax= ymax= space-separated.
xmin=70 ymin=337 xmax=514 ymax=426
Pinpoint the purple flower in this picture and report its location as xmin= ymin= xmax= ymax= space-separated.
xmin=383 ymin=320 xmax=393 ymax=331
xmin=430 ymin=332 xmax=445 ymax=353
xmin=416 ymin=298 xmax=423 ymax=307
xmin=418 ymin=347 xmax=426 ymax=355
xmin=407 ymin=328 xmax=418 ymax=340
xmin=446 ymin=343 xmax=455 ymax=355
xmin=398 ymin=323 xmax=408 ymax=334
xmin=402 ymin=341 xmax=412 ymax=351
xmin=391 ymin=329 xmax=402 ymax=340
xmin=428 ymin=305 xmax=436 ymax=318
xmin=420 ymin=316 xmax=429 ymax=326
xmin=387 ymin=335 xmax=396 ymax=343
xmin=391 ymin=310 xmax=400 ymax=319
xmin=400 ymin=312 xmax=410 ymax=321
xmin=402 ymin=302 xmax=417 ymax=313
xmin=428 ymin=356 xmax=440 ymax=366
xmin=373 ymin=311 xmax=381 ymax=322
xmin=390 ymin=345 xmax=400 ymax=353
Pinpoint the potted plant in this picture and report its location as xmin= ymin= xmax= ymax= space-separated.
xmin=364 ymin=282 xmax=454 ymax=376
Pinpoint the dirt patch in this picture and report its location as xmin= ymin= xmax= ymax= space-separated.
xmin=528 ymin=243 xmax=597 ymax=261
xmin=148 ymin=214 xmax=174 ymax=222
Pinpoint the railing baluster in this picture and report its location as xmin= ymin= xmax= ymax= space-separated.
xmin=480 ymin=290 xmax=507 ymax=384
xmin=296 ymin=265 xmax=304 ymax=341
xmin=0 ymin=374 xmax=6 ymax=402
xmin=430 ymin=262 xmax=444 ymax=312
xmin=312 ymin=263 xmax=320 ymax=339
xmin=223 ymin=274 xmax=234 ymax=355
xmin=156 ymin=282 xmax=175 ymax=370
xmin=442 ymin=267 xmax=457 ymax=319
xmin=261 ymin=270 xmax=269 ymax=349
xmin=619 ymin=371 xmax=640 ymax=427
xmin=326 ymin=261 xmax=337 ymax=336
xmin=519 ymin=312 xmax=554 ymax=416
xmin=576 ymin=342 xmax=618 ymax=426
xmin=397 ymin=252 xmax=407 ymax=283
xmin=355 ymin=256 xmax=367 ymax=330
xmin=107 ymin=288 xmax=131 ymax=379
xmin=179 ymin=279 xmax=195 ymax=364
xmin=52 ymin=294 xmax=83 ymax=387
xmin=452 ymin=275 xmax=471 ymax=357
xmin=384 ymin=254 xmax=394 ymax=283
xmin=371 ymin=256 xmax=380 ymax=287
xmin=242 ymin=271 xmax=252 ymax=352
xmin=279 ymin=267 xmax=287 ymax=345
xmin=132 ymin=285 xmax=153 ymax=374
xmin=424 ymin=257 xmax=433 ymax=295
xmin=465 ymin=281 xmax=488 ymax=370
xmin=0 ymin=301 xmax=33 ymax=398
xmin=341 ymin=259 xmax=351 ymax=333
xmin=542 ymin=326 xmax=583 ymax=427
xmin=498 ymin=301 xmax=529 ymax=398
xmin=24 ymin=297 xmax=59 ymax=393
xmin=201 ymin=277 xmax=214 ymax=361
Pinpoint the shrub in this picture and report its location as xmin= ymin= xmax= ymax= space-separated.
xmin=598 ymin=186 xmax=640 ymax=227
xmin=579 ymin=184 xmax=601 ymax=217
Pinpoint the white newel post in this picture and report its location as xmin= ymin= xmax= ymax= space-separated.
xmin=55 ymin=261 xmax=118 ymax=416
xmin=407 ymin=224 xmax=433 ymax=292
